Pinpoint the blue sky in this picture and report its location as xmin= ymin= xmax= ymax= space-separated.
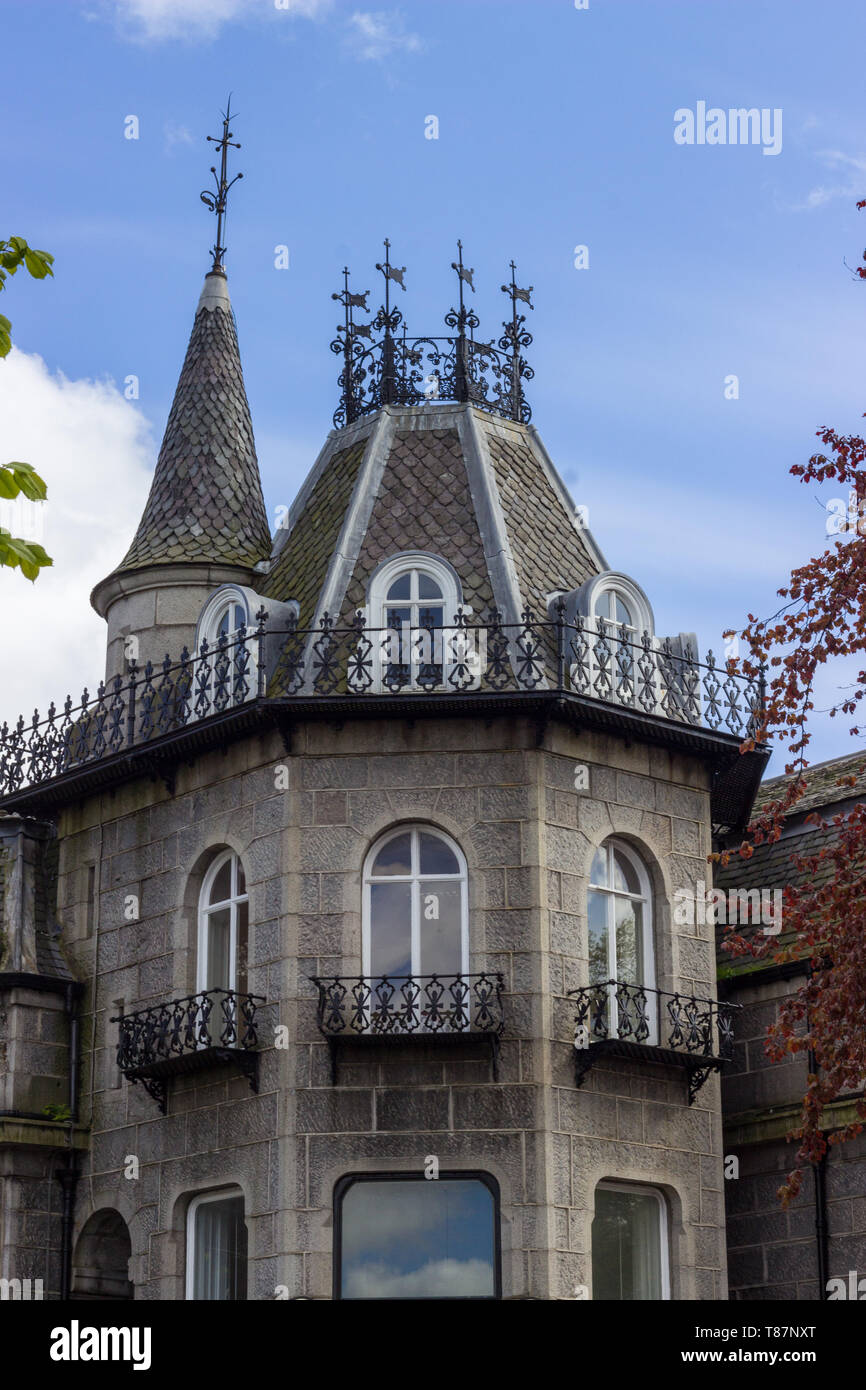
xmin=3 ymin=0 xmax=866 ymax=768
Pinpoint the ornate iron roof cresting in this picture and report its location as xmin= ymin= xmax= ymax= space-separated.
xmin=331 ymin=240 xmax=535 ymax=428
xmin=201 ymin=97 xmax=243 ymax=275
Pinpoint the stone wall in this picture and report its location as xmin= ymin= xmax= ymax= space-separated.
xmin=51 ymin=710 xmax=728 ymax=1299
xmin=723 ymin=973 xmax=866 ymax=1299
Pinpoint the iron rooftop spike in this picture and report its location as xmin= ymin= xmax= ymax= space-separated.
xmin=200 ymin=96 xmax=243 ymax=275
xmin=451 ymin=240 xmax=476 ymax=296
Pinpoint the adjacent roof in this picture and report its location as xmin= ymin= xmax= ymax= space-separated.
xmin=754 ymin=749 xmax=866 ymax=818
xmin=715 ymin=750 xmax=866 ymax=976
xmin=112 ymin=272 xmax=271 ymax=574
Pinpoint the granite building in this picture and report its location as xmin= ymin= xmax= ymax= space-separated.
xmin=717 ymin=752 xmax=866 ymax=1301
xmin=0 ymin=215 xmax=775 ymax=1299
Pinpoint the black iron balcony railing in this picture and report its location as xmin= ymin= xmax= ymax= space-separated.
xmin=569 ymin=980 xmax=739 ymax=1104
xmin=0 ymin=606 xmax=765 ymax=800
xmin=112 ymin=988 xmax=264 ymax=1114
xmin=311 ymin=972 xmax=505 ymax=1082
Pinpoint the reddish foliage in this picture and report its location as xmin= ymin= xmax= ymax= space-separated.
xmin=714 ymin=200 xmax=866 ymax=1205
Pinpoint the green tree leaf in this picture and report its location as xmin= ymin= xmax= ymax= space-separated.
xmin=0 ymin=461 xmax=49 ymax=502
xmin=0 ymin=528 xmax=53 ymax=581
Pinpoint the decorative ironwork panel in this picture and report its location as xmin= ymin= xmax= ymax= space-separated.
xmin=112 ymin=988 xmax=264 ymax=1112
xmin=312 ymin=973 xmax=505 ymax=1039
xmin=570 ymin=978 xmax=739 ymax=1102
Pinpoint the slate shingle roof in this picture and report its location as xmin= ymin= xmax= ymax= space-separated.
xmin=485 ymin=429 xmax=597 ymax=614
xmin=754 ymin=750 xmax=866 ymax=817
xmin=715 ymin=752 xmax=866 ymax=971
xmin=116 ymin=273 xmax=271 ymax=572
xmin=262 ymin=407 xmax=602 ymax=637
xmin=339 ymin=429 xmax=495 ymax=623
xmin=262 ymin=440 xmax=367 ymax=627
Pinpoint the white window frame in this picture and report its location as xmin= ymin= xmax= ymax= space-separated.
xmin=588 ymin=837 xmax=656 ymax=1044
xmin=198 ymin=585 xmax=251 ymax=648
xmin=193 ymin=586 xmax=257 ymax=715
xmin=593 ymin=1181 xmax=670 ymax=1301
xmin=365 ymin=552 xmax=474 ymax=694
xmin=185 ymin=1189 xmax=247 ymax=1301
xmin=362 ymin=825 xmax=470 ymax=980
xmin=196 ymin=848 xmax=248 ymax=997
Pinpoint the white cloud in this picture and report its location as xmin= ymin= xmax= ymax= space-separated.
xmin=0 ymin=348 xmax=154 ymax=733
xmin=106 ymin=0 xmax=326 ymax=43
xmin=163 ymin=121 xmax=195 ymax=153
xmin=345 ymin=10 xmax=423 ymax=61
xmin=344 ymin=1257 xmax=493 ymax=1298
xmin=794 ymin=149 xmax=866 ymax=211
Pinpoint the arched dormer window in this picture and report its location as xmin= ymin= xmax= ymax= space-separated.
xmin=583 ymin=573 xmax=654 ymax=639
xmin=196 ymin=849 xmax=248 ymax=997
xmin=362 ymin=826 xmax=469 ymax=1032
xmin=366 ymin=553 xmax=466 ymax=692
xmin=588 ymin=837 xmax=656 ymax=1043
xmin=197 ymin=585 xmax=251 ymax=649
xmin=553 ymin=573 xmax=660 ymax=711
xmin=193 ymin=586 xmax=257 ymax=713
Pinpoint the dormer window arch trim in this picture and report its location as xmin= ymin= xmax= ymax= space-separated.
xmin=364 ymin=552 xmax=472 ymax=693
xmin=572 ymin=572 xmax=655 ymax=638
xmin=366 ymin=551 xmax=466 ymax=626
xmin=196 ymin=584 xmax=255 ymax=650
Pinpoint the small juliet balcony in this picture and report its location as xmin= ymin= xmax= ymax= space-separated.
xmin=311 ymin=972 xmax=505 ymax=1082
xmin=569 ymin=980 xmax=739 ymax=1105
xmin=113 ymin=988 xmax=265 ymax=1114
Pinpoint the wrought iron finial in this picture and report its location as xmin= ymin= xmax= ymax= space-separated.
xmin=330 ymin=268 xmax=372 ymax=427
xmin=373 ymin=239 xmax=406 ymax=407
xmin=375 ymin=238 xmax=407 ymax=319
xmin=200 ymin=96 xmax=243 ymax=275
xmin=451 ymin=239 xmax=476 ymax=317
xmin=498 ymin=260 xmax=534 ymax=424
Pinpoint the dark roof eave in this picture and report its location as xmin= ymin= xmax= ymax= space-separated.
xmin=0 ymin=690 xmax=765 ymax=822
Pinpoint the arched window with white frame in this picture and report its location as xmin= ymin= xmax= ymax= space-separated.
xmin=196 ymin=849 xmax=248 ymax=998
xmin=562 ymin=572 xmax=657 ymax=710
xmin=365 ymin=553 xmax=471 ymax=693
xmin=587 ymin=837 xmax=656 ymax=1043
xmin=362 ymin=825 xmax=469 ymax=1029
xmin=194 ymin=586 xmax=256 ymax=715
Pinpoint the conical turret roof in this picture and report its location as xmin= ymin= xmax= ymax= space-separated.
xmin=115 ymin=270 xmax=271 ymax=573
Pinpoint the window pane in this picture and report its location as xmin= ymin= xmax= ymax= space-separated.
xmin=592 ymin=1187 xmax=662 ymax=1300
xmin=418 ymin=604 xmax=444 ymax=631
xmin=192 ymin=1197 xmax=247 ymax=1300
xmin=612 ymin=849 xmax=640 ymax=895
xmin=615 ymin=897 xmax=643 ymax=984
xmin=418 ymin=574 xmax=442 ymax=600
xmin=371 ymin=833 xmax=412 ymax=876
xmin=340 ymin=1178 xmax=496 ymax=1299
xmin=216 ymin=607 xmax=231 ymax=638
xmin=614 ymin=596 xmax=632 ymax=627
xmin=419 ymin=879 xmax=462 ymax=976
xmin=590 ymin=848 xmax=608 ymax=888
xmin=369 ymin=882 xmax=412 ymax=977
xmin=205 ymin=908 xmax=232 ymax=994
xmin=387 ymin=574 xmax=411 ymax=600
xmin=209 ymin=858 xmax=232 ymax=905
xmin=236 ymin=858 xmax=246 ymax=896
xmin=233 ymin=604 xmax=245 ymax=630
xmin=588 ymin=889 xmax=609 ymax=984
xmin=419 ymin=833 xmax=459 ymax=876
